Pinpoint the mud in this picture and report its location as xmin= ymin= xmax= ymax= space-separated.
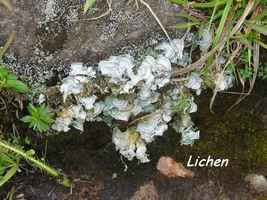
xmin=1 ymin=81 xmax=267 ymax=199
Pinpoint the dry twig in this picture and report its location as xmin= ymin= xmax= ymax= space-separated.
xmin=139 ymin=0 xmax=172 ymax=43
xmin=71 ymin=0 xmax=112 ymax=22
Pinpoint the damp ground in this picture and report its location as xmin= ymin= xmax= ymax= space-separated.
xmin=1 ymin=80 xmax=267 ymax=200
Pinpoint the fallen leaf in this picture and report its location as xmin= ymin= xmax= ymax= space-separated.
xmin=156 ymin=156 xmax=194 ymax=178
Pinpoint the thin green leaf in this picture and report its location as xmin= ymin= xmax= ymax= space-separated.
xmin=25 ymin=149 xmax=35 ymax=157
xmin=212 ymin=0 xmax=233 ymax=46
xmin=0 ymin=0 xmax=12 ymax=11
xmin=254 ymin=9 xmax=267 ymax=21
xmin=175 ymin=22 xmax=199 ymax=29
xmin=0 ymin=153 xmax=16 ymax=165
xmin=27 ymin=103 xmax=37 ymax=116
xmin=22 ymin=104 xmax=54 ymax=133
xmin=245 ymin=21 xmax=267 ymax=36
xmin=0 ymin=66 xmax=8 ymax=80
xmin=5 ymin=79 xmax=29 ymax=93
xmin=212 ymin=9 xmax=224 ymax=21
xmin=257 ymin=40 xmax=267 ymax=49
xmin=235 ymin=36 xmax=253 ymax=49
xmin=190 ymin=0 xmax=226 ymax=8
xmin=0 ymin=165 xmax=18 ymax=187
xmin=170 ymin=0 xmax=188 ymax=5
xmin=208 ymin=4 xmax=218 ymax=30
xmin=176 ymin=12 xmax=200 ymax=23
xmin=0 ymin=140 xmax=71 ymax=187
xmin=21 ymin=116 xmax=34 ymax=123
xmin=171 ymin=0 xmax=226 ymax=8
xmin=7 ymin=186 xmax=16 ymax=200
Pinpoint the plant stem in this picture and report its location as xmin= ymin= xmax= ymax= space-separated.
xmin=139 ymin=0 xmax=172 ymax=43
xmin=0 ymin=32 xmax=16 ymax=60
xmin=0 ymin=0 xmax=12 ymax=11
xmin=0 ymin=139 xmax=58 ymax=178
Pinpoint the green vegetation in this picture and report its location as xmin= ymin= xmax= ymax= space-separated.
xmin=0 ymin=0 xmax=267 ymax=194
xmin=0 ymin=68 xmax=68 ymax=187
xmin=21 ymin=104 xmax=54 ymax=133
xmin=171 ymin=0 xmax=267 ymax=82
xmin=0 ymin=139 xmax=71 ymax=187
xmin=0 ymin=0 xmax=12 ymax=11
xmin=0 ymin=31 xmax=69 ymax=189
xmin=0 ymin=64 xmax=29 ymax=93
xmin=83 ymin=0 xmax=96 ymax=15
xmin=171 ymin=0 xmax=267 ymax=111
xmin=0 ymin=139 xmax=20 ymax=187
xmin=173 ymin=97 xmax=191 ymax=113
xmin=258 ymin=63 xmax=267 ymax=79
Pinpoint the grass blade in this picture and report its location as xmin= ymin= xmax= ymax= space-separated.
xmin=0 ymin=32 xmax=16 ymax=61
xmin=254 ymin=9 xmax=267 ymax=21
xmin=0 ymin=165 xmax=18 ymax=187
xmin=0 ymin=139 xmax=71 ymax=187
xmin=83 ymin=0 xmax=96 ymax=15
xmin=245 ymin=21 xmax=267 ymax=36
xmin=176 ymin=12 xmax=200 ymax=23
xmin=0 ymin=0 xmax=12 ymax=11
xmin=171 ymin=0 xmax=226 ymax=8
xmin=175 ymin=22 xmax=199 ymax=29
xmin=257 ymin=40 xmax=267 ymax=49
xmin=212 ymin=0 xmax=233 ymax=46
xmin=230 ymin=0 xmax=254 ymax=37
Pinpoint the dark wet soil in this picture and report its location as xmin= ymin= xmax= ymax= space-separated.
xmin=1 ymin=80 xmax=267 ymax=200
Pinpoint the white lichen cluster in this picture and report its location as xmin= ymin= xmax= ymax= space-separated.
xmin=198 ymin=28 xmax=213 ymax=52
xmin=185 ymin=73 xmax=203 ymax=95
xmin=44 ymin=0 xmax=58 ymax=22
xmin=49 ymin=38 xmax=233 ymax=163
xmin=215 ymin=72 xmax=234 ymax=91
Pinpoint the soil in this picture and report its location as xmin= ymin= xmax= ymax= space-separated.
xmin=1 ymin=0 xmax=267 ymax=200
xmin=0 ymin=81 xmax=267 ymax=200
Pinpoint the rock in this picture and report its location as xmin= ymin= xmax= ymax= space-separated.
xmin=130 ymin=181 xmax=159 ymax=200
xmin=189 ymin=181 xmax=230 ymax=200
xmin=1 ymin=0 xmax=184 ymax=87
xmin=245 ymin=174 xmax=267 ymax=193
xmin=156 ymin=156 xmax=194 ymax=178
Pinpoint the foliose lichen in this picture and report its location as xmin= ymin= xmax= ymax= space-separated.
xmin=47 ymin=37 xmax=234 ymax=163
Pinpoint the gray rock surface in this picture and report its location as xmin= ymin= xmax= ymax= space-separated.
xmin=0 ymin=0 xmax=183 ymax=87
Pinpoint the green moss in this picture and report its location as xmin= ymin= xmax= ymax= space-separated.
xmin=174 ymin=105 xmax=267 ymax=173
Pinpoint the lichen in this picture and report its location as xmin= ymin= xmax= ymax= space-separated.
xmin=198 ymin=28 xmax=213 ymax=52
xmin=47 ymin=37 xmax=234 ymax=163
xmin=185 ymin=73 xmax=203 ymax=95
xmin=215 ymin=72 xmax=234 ymax=91
xmin=112 ymin=127 xmax=150 ymax=163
